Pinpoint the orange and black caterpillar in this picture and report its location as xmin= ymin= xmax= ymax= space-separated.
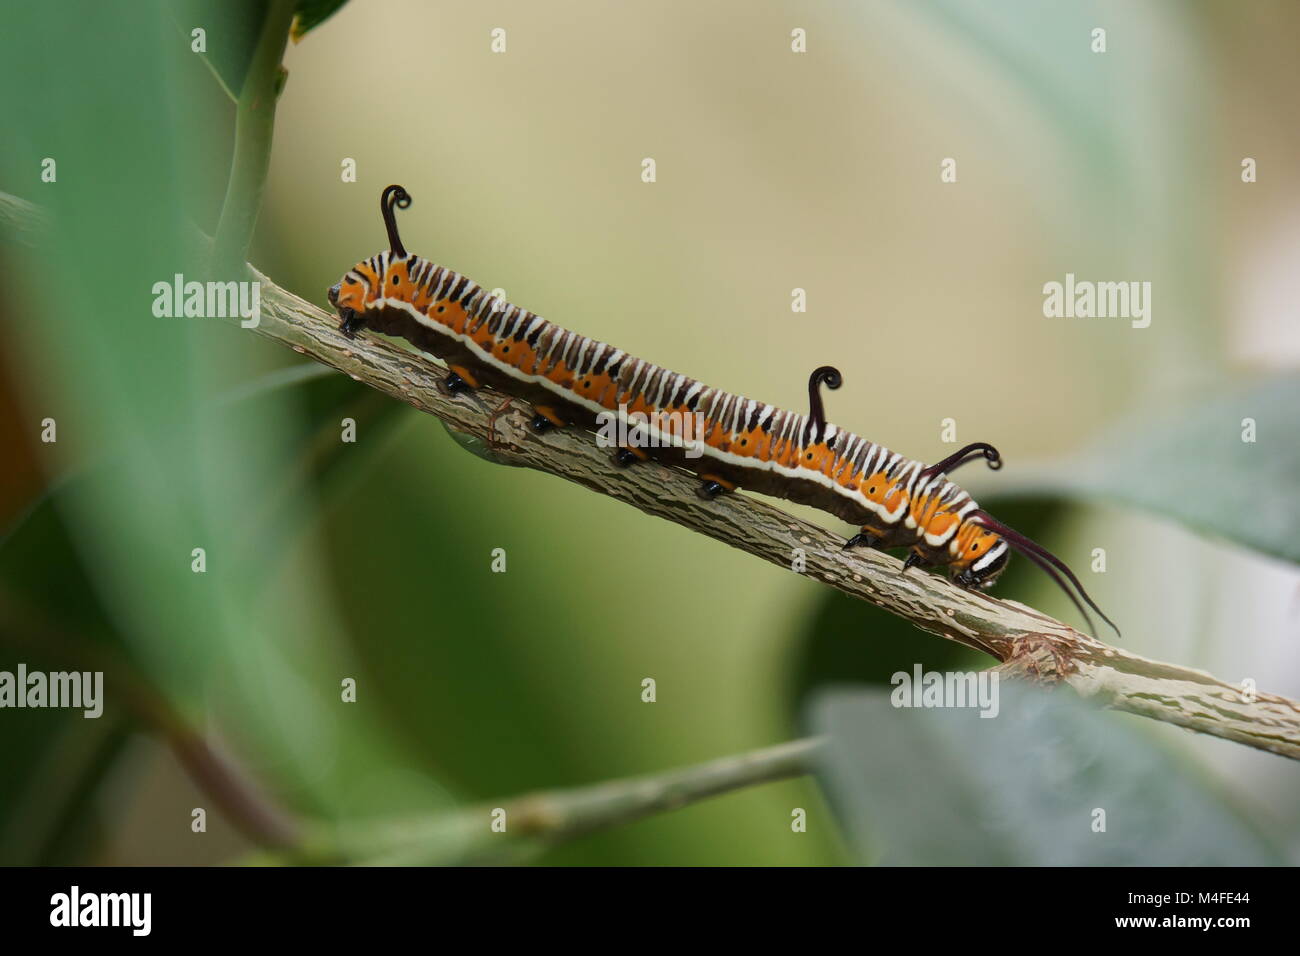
xmin=330 ymin=185 xmax=1119 ymax=638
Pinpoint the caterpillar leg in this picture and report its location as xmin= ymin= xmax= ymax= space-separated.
xmin=444 ymin=364 xmax=481 ymax=396
xmin=951 ymin=568 xmax=978 ymax=589
xmin=338 ymin=307 xmax=366 ymax=338
xmin=530 ymin=404 xmax=567 ymax=433
xmin=696 ymin=473 xmax=736 ymax=500
xmin=843 ymin=531 xmax=877 ymax=550
xmin=901 ymin=551 xmax=930 ymax=572
xmin=612 ymin=445 xmax=649 ymax=468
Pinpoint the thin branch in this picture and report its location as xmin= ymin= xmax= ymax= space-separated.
xmin=301 ymin=737 xmax=824 ymax=865
xmin=2 ymin=188 xmax=1298 ymax=763
xmin=503 ymin=736 xmax=823 ymax=841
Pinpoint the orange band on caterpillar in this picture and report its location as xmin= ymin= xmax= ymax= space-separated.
xmin=329 ymin=185 xmax=1119 ymax=638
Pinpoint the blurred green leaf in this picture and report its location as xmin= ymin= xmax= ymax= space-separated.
xmin=171 ymin=0 xmax=275 ymax=99
xmin=811 ymin=683 xmax=1284 ymax=865
xmin=0 ymin=363 xmax=373 ymax=637
xmin=0 ymin=362 xmax=421 ymax=849
xmin=0 ymin=493 xmax=143 ymax=865
xmin=1001 ymin=375 xmax=1300 ymax=564
xmin=0 ymin=714 xmax=130 ymax=866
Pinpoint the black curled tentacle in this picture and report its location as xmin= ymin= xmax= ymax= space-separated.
xmin=806 ymin=365 xmax=843 ymax=444
xmin=918 ymin=442 xmax=1003 ymax=483
xmin=380 ymin=184 xmax=413 ymax=257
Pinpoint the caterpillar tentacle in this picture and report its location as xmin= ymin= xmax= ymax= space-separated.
xmin=918 ymin=442 xmax=1003 ymax=482
xmin=329 ymin=185 xmax=1120 ymax=637
xmin=967 ymin=509 xmax=1121 ymax=640
xmin=806 ymin=365 xmax=843 ymax=445
xmin=380 ymin=184 xmax=412 ymax=258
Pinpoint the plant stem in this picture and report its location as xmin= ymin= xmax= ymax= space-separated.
xmin=209 ymin=0 xmax=295 ymax=276
xmin=311 ymin=737 xmax=826 ymax=865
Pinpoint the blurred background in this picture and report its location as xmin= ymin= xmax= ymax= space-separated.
xmin=0 ymin=0 xmax=1297 ymax=865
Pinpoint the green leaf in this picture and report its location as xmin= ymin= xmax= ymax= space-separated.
xmin=811 ymin=683 xmax=1285 ymax=865
xmin=992 ymin=375 xmax=1300 ymax=565
xmin=0 ymin=364 xmax=419 ymax=846
xmin=171 ymin=0 xmax=274 ymax=100
xmin=292 ymin=0 xmax=351 ymax=42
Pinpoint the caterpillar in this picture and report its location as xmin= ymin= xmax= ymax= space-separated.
xmin=329 ymin=185 xmax=1119 ymax=638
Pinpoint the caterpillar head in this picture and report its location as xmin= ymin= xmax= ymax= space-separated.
xmin=329 ymin=185 xmax=414 ymax=337
xmin=329 ymin=272 xmax=371 ymax=312
xmin=329 ymin=268 xmax=378 ymax=338
xmin=952 ymin=533 xmax=1010 ymax=590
